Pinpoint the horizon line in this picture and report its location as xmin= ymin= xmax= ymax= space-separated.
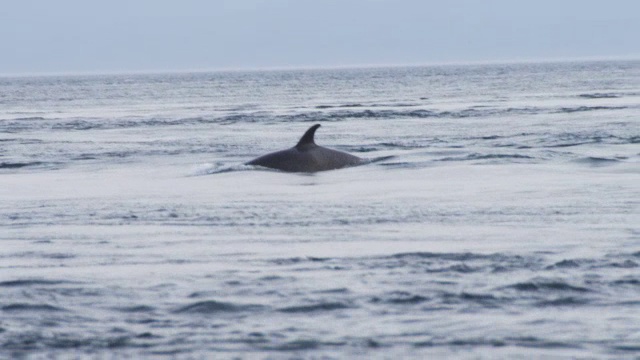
xmin=1 ymin=54 xmax=639 ymax=78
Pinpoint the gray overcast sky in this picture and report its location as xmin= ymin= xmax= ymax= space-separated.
xmin=1 ymin=0 xmax=639 ymax=74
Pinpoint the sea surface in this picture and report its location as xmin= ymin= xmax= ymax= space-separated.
xmin=1 ymin=60 xmax=639 ymax=359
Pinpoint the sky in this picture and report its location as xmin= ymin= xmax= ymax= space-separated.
xmin=1 ymin=0 xmax=639 ymax=74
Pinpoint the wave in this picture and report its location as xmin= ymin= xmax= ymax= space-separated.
xmin=556 ymin=105 xmax=627 ymax=113
xmin=546 ymin=259 xmax=582 ymax=269
xmin=535 ymin=297 xmax=590 ymax=307
xmin=115 ymin=305 xmax=156 ymax=313
xmin=0 ymin=161 xmax=64 ymax=171
xmin=415 ymin=336 xmax=577 ymax=349
xmin=371 ymin=292 xmax=429 ymax=305
xmin=189 ymin=163 xmax=253 ymax=176
xmin=262 ymin=339 xmax=326 ymax=351
xmin=2 ymin=303 xmax=67 ymax=312
xmin=174 ymin=300 xmax=262 ymax=314
xmin=572 ymin=156 xmax=622 ymax=166
xmin=504 ymin=278 xmax=590 ymax=293
xmin=542 ymin=133 xmax=639 ymax=148
xmin=441 ymin=292 xmax=501 ymax=307
xmin=0 ymin=279 xmax=71 ymax=287
xmin=316 ymin=103 xmax=365 ymax=109
xmin=578 ymin=93 xmax=620 ymax=99
xmin=388 ymin=252 xmax=510 ymax=262
xmin=612 ymin=277 xmax=640 ymax=287
xmin=278 ymin=302 xmax=351 ymax=313
xmin=437 ymin=153 xmax=535 ymax=162
xmin=315 ymin=102 xmax=418 ymax=109
xmin=3 ymin=103 xmax=633 ymax=133
xmin=9 ymin=116 xmax=46 ymax=121
xmin=0 ymin=161 xmax=46 ymax=169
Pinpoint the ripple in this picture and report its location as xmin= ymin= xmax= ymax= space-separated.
xmin=278 ymin=302 xmax=351 ymax=313
xmin=2 ymin=303 xmax=67 ymax=312
xmin=505 ymin=279 xmax=590 ymax=293
xmin=0 ymin=279 xmax=72 ymax=287
xmin=116 ymin=305 xmax=156 ymax=313
xmin=535 ymin=297 xmax=590 ymax=307
xmin=371 ymin=292 xmax=429 ymax=305
xmin=174 ymin=300 xmax=262 ymax=314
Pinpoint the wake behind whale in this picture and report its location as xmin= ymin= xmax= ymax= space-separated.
xmin=246 ymin=124 xmax=364 ymax=172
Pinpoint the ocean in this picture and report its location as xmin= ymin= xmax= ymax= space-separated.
xmin=1 ymin=60 xmax=639 ymax=359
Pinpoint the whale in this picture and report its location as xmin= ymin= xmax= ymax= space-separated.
xmin=246 ymin=124 xmax=363 ymax=172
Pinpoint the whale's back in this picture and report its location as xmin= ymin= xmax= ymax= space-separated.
xmin=247 ymin=145 xmax=361 ymax=172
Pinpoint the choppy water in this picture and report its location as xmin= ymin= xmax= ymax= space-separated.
xmin=1 ymin=60 xmax=639 ymax=358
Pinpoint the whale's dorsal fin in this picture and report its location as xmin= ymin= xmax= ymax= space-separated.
xmin=295 ymin=124 xmax=321 ymax=150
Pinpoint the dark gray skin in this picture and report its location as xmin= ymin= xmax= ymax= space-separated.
xmin=246 ymin=124 xmax=363 ymax=172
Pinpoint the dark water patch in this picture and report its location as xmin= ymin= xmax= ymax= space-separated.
xmin=378 ymin=142 xmax=420 ymax=149
xmin=307 ymin=256 xmax=331 ymax=262
xmin=573 ymin=156 xmax=621 ymax=167
xmin=437 ymin=153 xmax=535 ymax=163
xmin=0 ymin=279 xmax=72 ymax=287
xmin=388 ymin=251 xmax=510 ymax=262
xmin=612 ymin=344 xmax=640 ymax=352
xmin=545 ymin=141 xmax=592 ymax=148
xmin=414 ymin=338 xmax=507 ymax=348
xmin=546 ymin=259 xmax=582 ymax=269
xmin=2 ymin=303 xmax=66 ymax=312
xmin=11 ymin=116 xmax=46 ymax=121
xmin=505 ymin=278 xmax=590 ymax=293
xmin=611 ymin=277 xmax=640 ymax=286
xmin=264 ymin=339 xmax=327 ymax=351
xmin=136 ymin=332 xmax=161 ymax=339
xmin=174 ymin=300 xmax=261 ymax=314
xmin=371 ymin=292 xmax=429 ymax=305
xmin=479 ymin=135 xmax=502 ymax=140
xmin=536 ymin=297 xmax=590 ymax=307
xmin=3 ymin=332 xmax=136 ymax=350
xmin=51 ymin=119 xmax=100 ymax=131
xmin=72 ymin=154 xmax=98 ymax=160
xmin=190 ymin=163 xmax=254 ymax=176
xmin=506 ymin=336 xmax=580 ymax=349
xmin=578 ymin=92 xmax=620 ymax=99
xmin=0 ymin=161 xmax=46 ymax=169
xmin=270 ymin=257 xmax=328 ymax=265
xmin=413 ymin=337 xmax=579 ymax=349
xmin=449 ymin=338 xmax=507 ymax=347
xmin=541 ymin=132 xmax=635 ymax=148
xmin=258 ymin=275 xmax=286 ymax=282
xmin=606 ymin=260 xmax=638 ymax=268
xmin=11 ymin=103 xmax=620 ymax=133
xmin=42 ymin=252 xmax=76 ymax=259
xmin=348 ymin=146 xmax=379 ymax=152
xmin=375 ymin=252 xmax=542 ymax=273
xmin=368 ymin=155 xmax=397 ymax=164
xmin=441 ymin=292 xmax=501 ymax=307
xmin=316 ymin=103 xmax=364 ymax=109
xmin=116 ymin=305 xmax=156 ymax=313
xmin=556 ymin=105 xmax=627 ymax=113
xmin=278 ymin=302 xmax=350 ymax=313
xmin=188 ymin=291 xmax=216 ymax=298
xmin=314 ymin=287 xmax=350 ymax=294
xmin=52 ymin=287 xmax=103 ymax=297
xmin=0 ymin=138 xmax=44 ymax=144
xmin=428 ymin=264 xmax=479 ymax=273
xmin=316 ymin=102 xmax=418 ymax=109
xmin=377 ymin=161 xmax=419 ymax=169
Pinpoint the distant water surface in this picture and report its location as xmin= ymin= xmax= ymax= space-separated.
xmin=1 ymin=61 xmax=639 ymax=358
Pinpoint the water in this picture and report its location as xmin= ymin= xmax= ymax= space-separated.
xmin=1 ymin=60 xmax=639 ymax=358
